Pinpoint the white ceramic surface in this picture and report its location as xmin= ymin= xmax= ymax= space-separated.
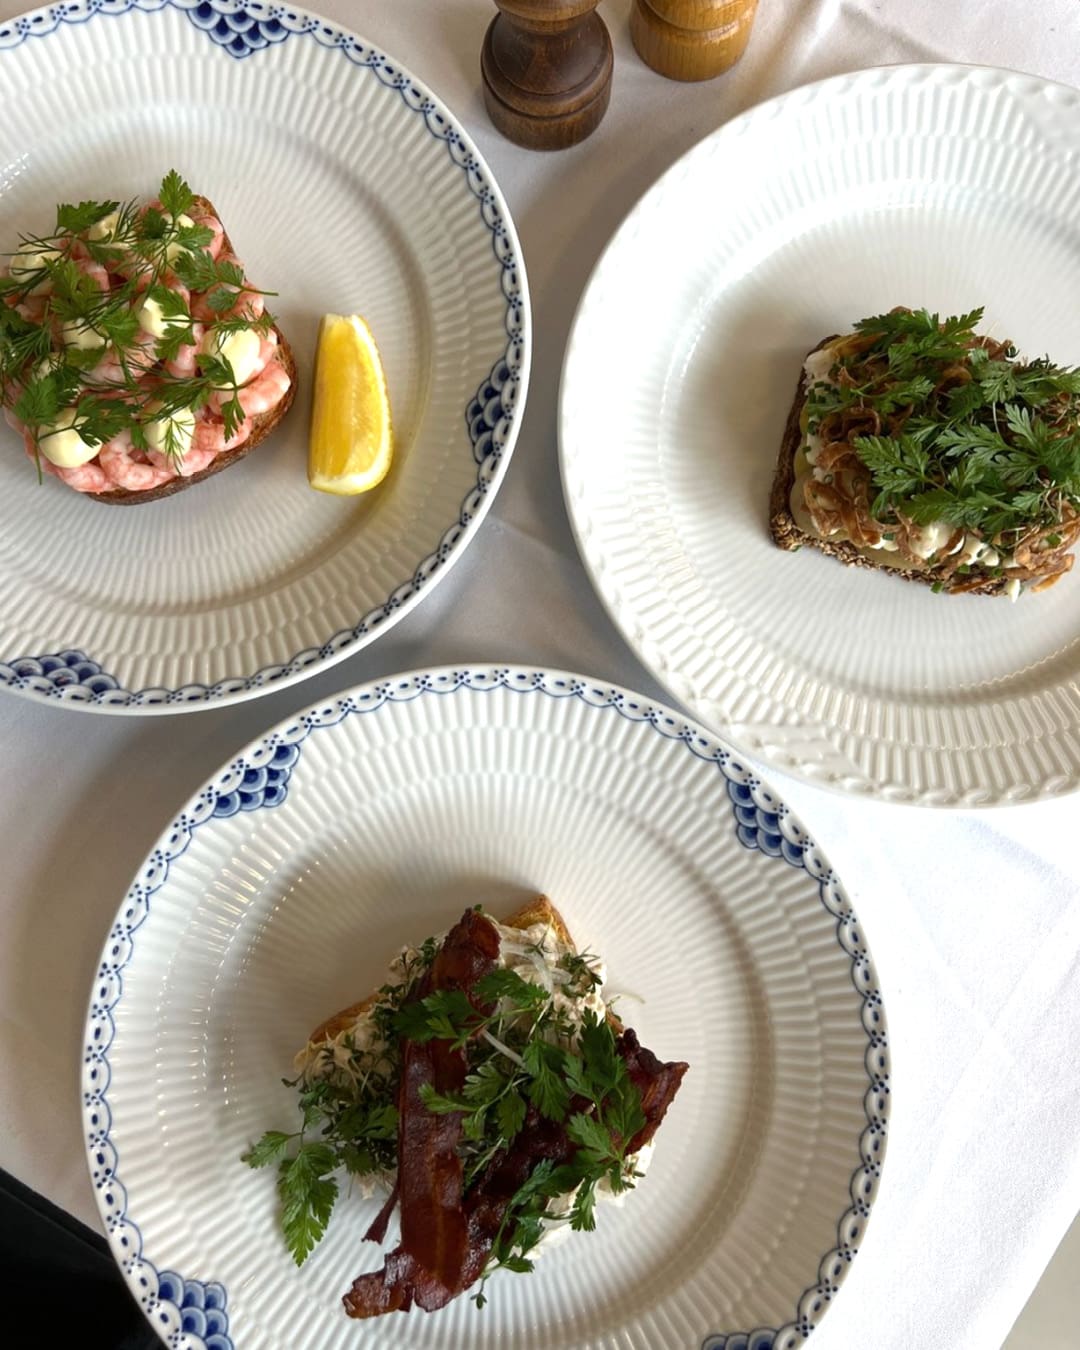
xmin=560 ymin=63 xmax=1080 ymax=806
xmin=0 ymin=1 xmax=529 ymax=713
xmin=83 ymin=667 xmax=888 ymax=1350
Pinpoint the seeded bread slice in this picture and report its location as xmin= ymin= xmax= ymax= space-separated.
xmin=91 ymin=194 xmax=296 ymax=505
xmin=768 ymin=336 xmax=1007 ymax=596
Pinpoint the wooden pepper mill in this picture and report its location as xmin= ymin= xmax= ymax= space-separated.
xmin=630 ymin=0 xmax=759 ymax=82
xmin=482 ymin=0 xmax=614 ymax=151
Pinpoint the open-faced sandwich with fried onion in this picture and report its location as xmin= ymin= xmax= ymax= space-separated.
xmin=0 ymin=170 xmax=295 ymax=503
xmin=242 ymin=897 xmax=688 ymax=1318
xmin=769 ymin=307 xmax=1080 ymax=597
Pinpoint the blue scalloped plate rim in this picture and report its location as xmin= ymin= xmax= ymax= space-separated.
xmin=0 ymin=1 xmax=530 ymax=714
xmin=82 ymin=664 xmax=890 ymax=1350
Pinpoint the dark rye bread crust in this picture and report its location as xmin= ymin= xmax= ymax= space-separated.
xmin=768 ymin=336 xmax=1007 ymax=596
xmin=90 ymin=194 xmax=296 ymax=505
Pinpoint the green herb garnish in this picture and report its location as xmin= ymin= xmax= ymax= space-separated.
xmin=806 ymin=307 xmax=1080 ymax=544
xmin=242 ymin=923 xmax=649 ymax=1295
xmin=0 ymin=170 xmax=275 ymax=471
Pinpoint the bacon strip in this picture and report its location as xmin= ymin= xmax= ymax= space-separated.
xmin=343 ymin=909 xmax=500 ymax=1319
xmin=463 ymin=1034 xmax=687 ymax=1273
xmin=616 ymin=1029 xmax=689 ymax=1154
xmin=463 ymin=1107 xmax=578 ymax=1277
xmin=363 ymin=1178 xmax=399 ymax=1245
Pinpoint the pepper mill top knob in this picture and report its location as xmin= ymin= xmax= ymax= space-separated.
xmin=482 ymin=0 xmax=614 ymax=151
xmin=630 ymin=0 xmax=760 ymax=82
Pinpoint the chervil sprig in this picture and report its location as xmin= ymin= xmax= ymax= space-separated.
xmin=808 ymin=308 xmax=1080 ymax=543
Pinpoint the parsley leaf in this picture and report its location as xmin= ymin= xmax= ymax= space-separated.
xmin=277 ymin=1143 xmax=339 ymax=1266
xmin=159 ymin=169 xmax=195 ymax=220
xmin=240 ymin=1130 xmax=293 ymax=1169
xmin=475 ymin=967 xmax=549 ymax=1008
xmin=56 ymin=199 xmax=118 ymax=234
xmin=569 ymin=1181 xmax=598 ymax=1232
xmin=495 ymin=1087 xmax=528 ymax=1139
xmin=522 ymin=1039 xmax=570 ymax=1121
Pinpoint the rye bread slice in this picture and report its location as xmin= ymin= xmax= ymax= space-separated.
xmin=87 ymin=194 xmax=296 ymax=505
xmin=768 ymin=337 xmax=1006 ymax=596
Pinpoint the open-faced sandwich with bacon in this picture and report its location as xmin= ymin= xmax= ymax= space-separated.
xmin=243 ymin=897 xmax=688 ymax=1317
xmin=0 ymin=170 xmax=294 ymax=503
xmin=769 ymin=307 xmax=1080 ymax=597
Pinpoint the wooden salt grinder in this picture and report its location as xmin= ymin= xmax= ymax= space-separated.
xmin=630 ymin=0 xmax=759 ymax=82
xmin=482 ymin=1 xmax=614 ymax=151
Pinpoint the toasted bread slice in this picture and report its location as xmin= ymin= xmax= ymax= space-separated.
xmin=91 ymin=194 xmax=295 ymax=505
xmin=307 ymin=896 xmax=577 ymax=1049
xmin=769 ymin=337 xmax=1006 ymax=596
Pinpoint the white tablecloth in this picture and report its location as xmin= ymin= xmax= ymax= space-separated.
xmin=1 ymin=2 xmax=1079 ymax=1347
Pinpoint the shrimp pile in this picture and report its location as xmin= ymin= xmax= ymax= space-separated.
xmin=1 ymin=173 xmax=291 ymax=497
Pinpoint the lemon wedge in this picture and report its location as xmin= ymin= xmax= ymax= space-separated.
xmin=308 ymin=313 xmax=393 ymax=495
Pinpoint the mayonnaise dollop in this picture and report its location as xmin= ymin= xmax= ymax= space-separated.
xmin=137 ymin=291 xmax=188 ymax=340
xmin=202 ymin=325 xmax=261 ymax=385
xmin=37 ymin=410 xmax=99 ymax=468
xmin=8 ymin=242 xmax=61 ymax=296
xmin=143 ymin=402 xmax=196 ymax=462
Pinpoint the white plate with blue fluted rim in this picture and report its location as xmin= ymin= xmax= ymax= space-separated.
xmin=83 ymin=664 xmax=889 ymax=1350
xmin=0 ymin=2 xmax=528 ymax=714
xmin=560 ymin=63 xmax=1080 ymax=807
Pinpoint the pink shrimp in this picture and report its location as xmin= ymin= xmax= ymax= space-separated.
xmin=49 ymin=458 xmax=112 ymax=493
xmin=190 ymin=252 xmax=264 ymax=322
xmin=165 ymin=321 xmax=205 ymax=379
xmin=86 ymin=349 xmax=126 ymax=386
xmin=15 ymin=297 xmax=47 ymax=323
xmin=86 ymin=339 xmax=153 ymax=384
xmin=208 ymin=341 xmax=288 ymax=419
xmin=75 ymin=257 xmax=111 ymax=292
xmin=226 ymin=289 xmax=265 ymax=323
xmin=147 ymin=441 xmax=219 ymax=478
xmin=189 ymin=208 xmax=225 ymax=260
xmin=20 ymin=428 xmax=111 ymax=493
xmin=190 ymin=413 xmax=247 ymax=457
xmin=236 ymin=355 xmax=290 ymax=417
xmin=98 ymin=433 xmax=175 ymax=491
xmin=179 ymin=442 xmax=218 ymax=480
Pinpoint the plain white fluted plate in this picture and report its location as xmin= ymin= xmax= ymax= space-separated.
xmin=559 ymin=63 xmax=1080 ymax=806
xmin=83 ymin=666 xmax=888 ymax=1350
xmin=0 ymin=1 xmax=528 ymax=713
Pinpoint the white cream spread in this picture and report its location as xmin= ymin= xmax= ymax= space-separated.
xmin=87 ymin=210 xmax=119 ymax=242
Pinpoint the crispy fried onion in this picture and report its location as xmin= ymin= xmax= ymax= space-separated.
xmin=801 ymin=333 xmax=1079 ymax=591
xmin=1003 ymin=508 xmax=1080 ymax=591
